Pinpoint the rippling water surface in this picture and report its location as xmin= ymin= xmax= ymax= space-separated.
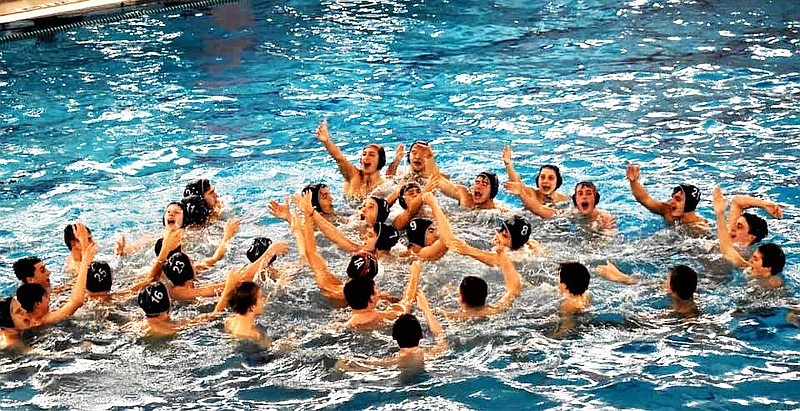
xmin=1 ymin=0 xmax=799 ymax=409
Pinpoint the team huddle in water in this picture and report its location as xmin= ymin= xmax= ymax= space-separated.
xmin=0 ymin=120 xmax=789 ymax=368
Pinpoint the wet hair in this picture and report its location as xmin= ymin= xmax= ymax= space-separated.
xmin=398 ymin=182 xmax=422 ymax=210
xmin=407 ymin=140 xmax=429 ymax=162
xmin=184 ymin=179 xmax=211 ymax=198
xmin=559 ymin=262 xmax=590 ymax=296
xmin=87 ymin=261 xmax=113 ymax=293
xmin=181 ymin=195 xmax=211 ymax=226
xmin=669 ymin=265 xmax=697 ymax=301
xmin=153 ymin=238 xmax=182 ymax=258
xmin=373 ymin=223 xmax=400 ymax=251
xmin=228 ymin=281 xmax=260 ymax=315
xmin=477 ymin=171 xmax=499 ymax=199
xmin=742 ymin=213 xmax=768 ymax=244
xmin=137 ymin=282 xmax=170 ymax=317
xmin=301 ymin=183 xmax=328 ymax=212
xmin=346 ymin=252 xmax=379 ymax=279
xmin=537 ymin=165 xmax=563 ymax=190
xmin=459 ymin=276 xmax=488 ymax=308
xmin=247 ymin=237 xmax=277 ymax=265
xmin=500 ymin=215 xmax=532 ymax=250
xmin=16 ymin=283 xmax=46 ymax=313
xmin=392 ymin=314 xmax=423 ymax=348
xmin=758 ymin=243 xmax=786 ymax=275
xmin=673 ymin=184 xmax=701 ymax=213
xmin=13 ymin=257 xmax=42 ymax=283
xmin=64 ymin=224 xmax=93 ymax=251
xmin=571 ymin=181 xmax=601 ymax=206
xmin=371 ymin=196 xmax=390 ymax=223
xmin=364 ymin=144 xmax=387 ymax=170
xmin=163 ymin=252 xmax=195 ymax=286
xmin=162 ymin=201 xmax=187 ymax=227
xmin=343 ymin=277 xmax=375 ymax=310
xmin=407 ymin=218 xmax=433 ymax=248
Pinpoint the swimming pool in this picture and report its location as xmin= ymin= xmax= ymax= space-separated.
xmin=1 ymin=0 xmax=799 ymax=408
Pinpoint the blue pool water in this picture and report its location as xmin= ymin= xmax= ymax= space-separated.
xmin=1 ymin=0 xmax=799 ymax=408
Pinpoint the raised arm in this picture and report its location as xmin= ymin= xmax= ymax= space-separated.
xmin=713 ymin=187 xmax=747 ymax=268
xmin=131 ymin=228 xmax=184 ymax=292
xmin=316 ymin=120 xmax=358 ymax=181
xmin=627 ymin=164 xmax=666 ymax=215
xmin=595 ymin=261 xmax=638 ymax=284
xmin=729 ymin=194 xmax=783 ymax=227
xmin=195 ymin=218 xmax=240 ymax=271
xmin=385 ymin=144 xmax=405 ymax=178
xmin=502 ymin=146 xmax=521 ymax=183
xmin=422 ymin=192 xmax=456 ymax=243
xmin=436 ymin=177 xmax=471 ymax=206
xmin=493 ymin=248 xmax=522 ymax=309
xmin=393 ymin=176 xmax=440 ymax=230
xmin=416 ymin=290 xmax=447 ymax=355
xmin=445 ymin=238 xmax=499 ymax=267
xmin=395 ymin=260 xmax=422 ymax=313
xmin=504 ymin=181 xmax=557 ymax=218
xmin=296 ymin=202 xmax=344 ymax=300
xmin=39 ymin=224 xmax=95 ymax=326
xmin=295 ymin=190 xmax=361 ymax=252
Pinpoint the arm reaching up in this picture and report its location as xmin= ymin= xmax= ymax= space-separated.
xmin=317 ymin=120 xmax=358 ymax=181
xmin=714 ymin=187 xmax=747 ymax=268
xmin=627 ymin=164 xmax=666 ymax=215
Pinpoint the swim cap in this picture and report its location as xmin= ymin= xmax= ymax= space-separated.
xmin=163 ymin=252 xmax=195 ymax=286
xmin=162 ymin=201 xmax=187 ymax=227
xmin=406 ymin=218 xmax=433 ymax=248
xmin=153 ymin=238 xmax=182 ymax=258
xmin=138 ymin=282 xmax=170 ymax=317
xmin=398 ymin=181 xmax=422 ymax=210
xmin=86 ymin=261 xmax=113 ymax=293
xmin=500 ymin=215 xmax=532 ymax=250
xmin=477 ymin=171 xmax=499 ymax=199
xmin=571 ymin=181 xmax=601 ymax=206
xmin=346 ymin=252 xmax=379 ymax=279
xmin=301 ymin=183 xmax=327 ymax=212
xmin=365 ymin=144 xmax=386 ymax=170
xmin=247 ymin=237 xmax=277 ymax=265
xmin=536 ymin=165 xmax=563 ymax=190
xmin=407 ymin=140 xmax=429 ymax=162
xmin=742 ymin=213 xmax=768 ymax=244
xmin=184 ymin=179 xmax=211 ymax=198
xmin=181 ymin=194 xmax=211 ymax=226
xmin=673 ymin=184 xmax=700 ymax=213
xmin=373 ymin=223 xmax=400 ymax=251
xmin=371 ymin=196 xmax=390 ymax=223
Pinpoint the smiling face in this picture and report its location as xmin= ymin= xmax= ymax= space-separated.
xmin=747 ymin=250 xmax=769 ymax=276
xmin=163 ymin=204 xmax=184 ymax=229
xmin=30 ymin=262 xmax=51 ymax=289
xmin=537 ymin=168 xmax=559 ymax=195
xmin=472 ymin=175 xmax=492 ymax=205
xmin=317 ymin=186 xmax=335 ymax=214
xmin=573 ymin=184 xmax=598 ymax=215
xmin=358 ymin=198 xmax=379 ymax=225
xmin=667 ymin=190 xmax=686 ymax=217
xmin=360 ymin=146 xmax=381 ymax=174
xmin=730 ymin=216 xmax=754 ymax=245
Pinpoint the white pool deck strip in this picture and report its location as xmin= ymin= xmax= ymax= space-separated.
xmin=0 ymin=0 xmax=157 ymax=25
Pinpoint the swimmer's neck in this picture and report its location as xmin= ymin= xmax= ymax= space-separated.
xmin=347 ymin=308 xmax=379 ymax=326
xmin=670 ymin=297 xmax=696 ymax=316
xmin=473 ymin=199 xmax=496 ymax=210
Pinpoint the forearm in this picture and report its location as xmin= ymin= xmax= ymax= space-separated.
xmin=386 ymin=154 xmax=402 ymax=177
xmin=428 ymin=200 xmax=456 ymax=242
xmin=504 ymin=161 xmax=521 ymax=182
xmin=313 ymin=212 xmax=360 ymax=252
xmin=716 ymin=211 xmax=745 ymax=267
xmin=519 ymin=190 xmax=556 ymax=218
xmin=465 ymin=247 xmax=500 ymax=267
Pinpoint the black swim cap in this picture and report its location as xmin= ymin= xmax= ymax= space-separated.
xmin=373 ymin=223 xmax=400 ymax=251
xmin=87 ymin=261 xmax=113 ymax=293
xmin=371 ymin=196 xmax=390 ymax=223
xmin=500 ymin=215 xmax=532 ymax=250
xmin=477 ymin=171 xmax=499 ymax=199
xmin=163 ymin=252 xmax=195 ymax=286
xmin=571 ymin=181 xmax=601 ymax=206
xmin=406 ymin=218 xmax=433 ymax=248
xmin=742 ymin=213 xmax=768 ymax=244
xmin=184 ymin=179 xmax=211 ymax=198
xmin=674 ymin=184 xmax=701 ymax=213
xmin=302 ymin=183 xmax=327 ymax=212
xmin=138 ymin=282 xmax=170 ymax=317
xmin=346 ymin=252 xmax=379 ymax=279
xmin=181 ymin=195 xmax=211 ymax=226
xmin=247 ymin=237 xmax=277 ymax=265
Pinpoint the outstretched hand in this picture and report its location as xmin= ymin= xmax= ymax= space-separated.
xmin=503 ymin=181 xmax=524 ymax=195
xmin=316 ymin=120 xmax=330 ymax=142
xmin=626 ymin=164 xmax=640 ymax=182
xmin=712 ymin=186 xmax=727 ymax=215
xmin=502 ymin=146 xmax=512 ymax=165
xmin=268 ymin=197 xmax=291 ymax=221
xmin=395 ymin=143 xmax=405 ymax=159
